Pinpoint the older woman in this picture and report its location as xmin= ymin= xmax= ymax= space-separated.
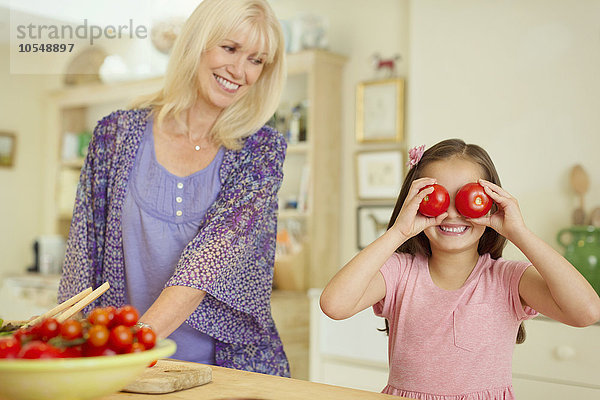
xmin=58 ymin=0 xmax=289 ymax=376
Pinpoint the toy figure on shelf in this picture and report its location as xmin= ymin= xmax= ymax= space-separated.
xmin=371 ymin=53 xmax=401 ymax=79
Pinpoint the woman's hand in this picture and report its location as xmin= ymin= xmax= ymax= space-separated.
xmin=469 ymin=179 xmax=528 ymax=240
xmin=390 ymin=177 xmax=448 ymax=240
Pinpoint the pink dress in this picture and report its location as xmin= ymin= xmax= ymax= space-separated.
xmin=373 ymin=252 xmax=537 ymax=400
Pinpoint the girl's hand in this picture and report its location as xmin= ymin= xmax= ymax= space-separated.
xmin=390 ymin=178 xmax=448 ymax=240
xmin=469 ymin=179 xmax=528 ymax=240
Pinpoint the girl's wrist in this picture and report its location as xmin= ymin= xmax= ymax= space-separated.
xmin=384 ymin=227 xmax=409 ymax=248
xmin=505 ymin=224 xmax=531 ymax=245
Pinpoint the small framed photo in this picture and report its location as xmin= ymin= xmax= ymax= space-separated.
xmin=357 ymin=205 xmax=395 ymax=249
xmin=355 ymin=150 xmax=404 ymax=200
xmin=356 ymin=78 xmax=404 ymax=143
xmin=0 ymin=132 xmax=16 ymax=168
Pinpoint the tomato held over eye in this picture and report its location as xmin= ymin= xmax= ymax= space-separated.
xmin=418 ymin=184 xmax=450 ymax=217
xmin=455 ymin=182 xmax=492 ymax=218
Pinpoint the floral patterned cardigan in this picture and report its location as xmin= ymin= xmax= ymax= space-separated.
xmin=58 ymin=108 xmax=290 ymax=377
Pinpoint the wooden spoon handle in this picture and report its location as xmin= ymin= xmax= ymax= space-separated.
xmin=23 ymin=287 xmax=93 ymax=328
xmin=56 ymin=282 xmax=110 ymax=323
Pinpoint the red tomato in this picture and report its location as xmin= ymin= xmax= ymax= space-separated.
xmin=455 ymin=182 xmax=492 ymax=218
xmin=38 ymin=318 xmax=61 ymax=341
xmin=130 ymin=342 xmax=145 ymax=353
xmin=60 ymin=345 xmax=83 ymax=358
xmin=60 ymin=319 xmax=83 ymax=340
xmin=135 ymin=326 xmax=156 ymax=350
xmin=82 ymin=343 xmax=118 ymax=357
xmin=115 ymin=305 xmax=139 ymax=327
xmin=87 ymin=324 xmax=110 ymax=347
xmin=88 ymin=308 xmax=110 ymax=326
xmin=0 ymin=337 xmax=21 ymax=359
xmin=418 ymin=184 xmax=450 ymax=217
xmin=18 ymin=340 xmax=62 ymax=359
xmin=147 ymin=360 xmax=158 ymax=368
xmin=104 ymin=306 xmax=117 ymax=328
xmin=13 ymin=326 xmax=38 ymax=344
xmin=108 ymin=325 xmax=133 ymax=353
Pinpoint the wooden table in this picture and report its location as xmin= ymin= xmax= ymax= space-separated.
xmin=104 ymin=364 xmax=404 ymax=400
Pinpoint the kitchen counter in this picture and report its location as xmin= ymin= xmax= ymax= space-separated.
xmin=104 ymin=364 xmax=402 ymax=400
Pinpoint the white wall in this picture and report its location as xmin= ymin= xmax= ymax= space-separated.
xmin=0 ymin=44 xmax=61 ymax=274
xmin=408 ymin=0 xmax=600 ymax=260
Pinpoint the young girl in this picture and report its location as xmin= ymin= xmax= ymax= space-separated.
xmin=320 ymin=139 xmax=600 ymax=399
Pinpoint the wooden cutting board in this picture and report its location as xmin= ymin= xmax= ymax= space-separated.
xmin=122 ymin=359 xmax=212 ymax=394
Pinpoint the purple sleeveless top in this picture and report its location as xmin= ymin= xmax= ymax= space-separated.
xmin=122 ymin=118 xmax=224 ymax=364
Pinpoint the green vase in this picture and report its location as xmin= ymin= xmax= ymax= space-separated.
xmin=557 ymin=226 xmax=600 ymax=295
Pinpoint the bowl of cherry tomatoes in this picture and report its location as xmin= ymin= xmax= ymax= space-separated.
xmin=0 ymin=305 xmax=176 ymax=400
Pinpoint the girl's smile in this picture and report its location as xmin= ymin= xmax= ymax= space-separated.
xmin=437 ymin=224 xmax=470 ymax=235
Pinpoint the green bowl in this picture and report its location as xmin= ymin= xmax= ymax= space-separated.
xmin=0 ymin=338 xmax=176 ymax=400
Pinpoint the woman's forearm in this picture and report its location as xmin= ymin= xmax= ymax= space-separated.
xmin=139 ymin=285 xmax=206 ymax=339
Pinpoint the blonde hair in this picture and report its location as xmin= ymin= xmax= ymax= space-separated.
xmin=131 ymin=0 xmax=286 ymax=149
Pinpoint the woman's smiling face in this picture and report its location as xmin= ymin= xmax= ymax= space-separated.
xmin=420 ymin=157 xmax=488 ymax=255
xmin=195 ymin=27 xmax=267 ymax=113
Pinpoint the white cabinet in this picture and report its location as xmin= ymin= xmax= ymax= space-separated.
xmin=513 ymin=317 xmax=600 ymax=399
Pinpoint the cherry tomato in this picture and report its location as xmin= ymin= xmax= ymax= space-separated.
xmin=60 ymin=345 xmax=83 ymax=358
xmin=88 ymin=308 xmax=110 ymax=326
xmin=60 ymin=319 xmax=83 ymax=340
xmin=115 ymin=305 xmax=139 ymax=327
xmin=147 ymin=360 xmax=158 ymax=368
xmin=18 ymin=340 xmax=62 ymax=359
xmin=418 ymin=184 xmax=450 ymax=217
xmin=130 ymin=342 xmax=146 ymax=353
xmin=135 ymin=326 xmax=156 ymax=350
xmin=82 ymin=343 xmax=117 ymax=357
xmin=0 ymin=337 xmax=21 ymax=359
xmin=108 ymin=325 xmax=133 ymax=353
xmin=38 ymin=318 xmax=61 ymax=341
xmin=13 ymin=326 xmax=38 ymax=344
xmin=87 ymin=324 xmax=109 ymax=347
xmin=104 ymin=306 xmax=117 ymax=328
xmin=455 ymin=182 xmax=492 ymax=218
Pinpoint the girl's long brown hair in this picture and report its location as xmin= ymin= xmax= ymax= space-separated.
xmin=382 ymin=139 xmax=526 ymax=344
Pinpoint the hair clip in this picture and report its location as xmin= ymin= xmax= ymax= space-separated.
xmin=407 ymin=145 xmax=425 ymax=170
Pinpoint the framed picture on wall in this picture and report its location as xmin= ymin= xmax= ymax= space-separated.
xmin=0 ymin=132 xmax=16 ymax=168
xmin=356 ymin=78 xmax=404 ymax=143
xmin=355 ymin=150 xmax=404 ymax=200
xmin=357 ymin=205 xmax=395 ymax=249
